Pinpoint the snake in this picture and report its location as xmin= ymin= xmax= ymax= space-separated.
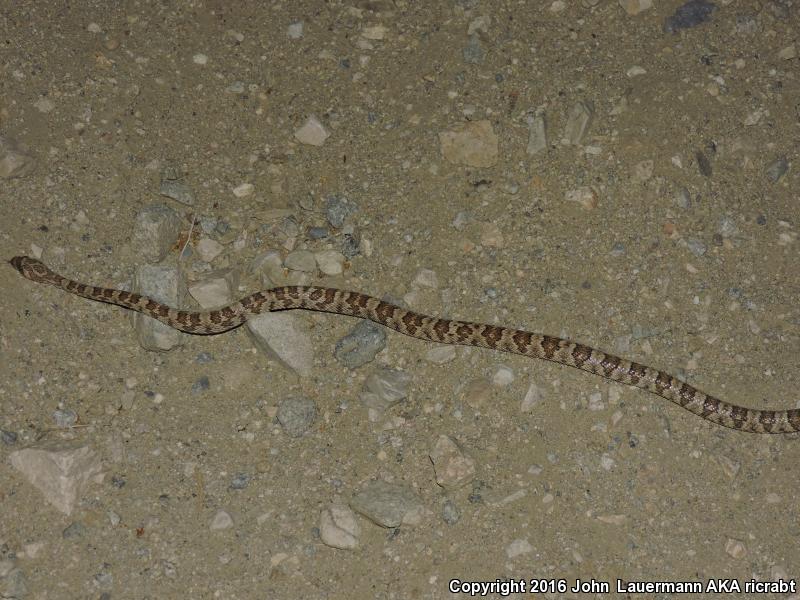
xmin=9 ymin=255 xmax=800 ymax=434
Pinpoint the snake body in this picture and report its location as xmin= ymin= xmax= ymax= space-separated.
xmin=9 ymin=255 xmax=800 ymax=434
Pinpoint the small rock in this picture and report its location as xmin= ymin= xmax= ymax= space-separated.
xmin=319 ymin=504 xmax=361 ymax=550
xmin=562 ymin=101 xmax=594 ymax=145
xmin=277 ymin=396 xmax=317 ymax=438
xmin=429 ymin=435 xmax=476 ymax=490
xmin=188 ymin=270 xmax=238 ymax=308
xmin=765 ymin=157 xmax=788 ymax=183
xmin=210 ymin=509 xmax=234 ymax=530
xmin=132 ymin=265 xmax=187 ymax=351
xmin=565 ymin=186 xmax=598 ymax=210
xmin=359 ymin=368 xmax=411 ymax=413
xmin=506 ymin=538 xmax=533 ymax=558
xmin=442 ymin=499 xmax=461 ymax=525
xmin=724 ymin=538 xmax=747 ymax=559
xmin=285 ymin=249 xmax=317 ymax=272
xmin=132 ymin=204 xmax=182 ymax=263
xmin=10 ymin=441 xmax=104 ymax=515
xmin=491 ymin=365 xmax=514 ymax=386
xmin=247 ymin=313 xmax=314 ymax=377
xmin=325 ymin=196 xmax=358 ymax=228
xmin=287 ymin=21 xmax=304 ymax=39
xmin=294 ymin=115 xmax=329 ymax=146
xmin=159 ymin=179 xmax=194 ymax=206
xmin=350 ymin=480 xmax=425 ymax=528
xmin=232 ymin=183 xmax=254 ymax=198
xmin=425 ymin=346 xmax=457 ymax=364
xmin=526 ymin=113 xmax=547 ymax=155
xmin=439 ymin=120 xmax=499 ymax=168
xmin=335 ymin=321 xmax=387 ymax=368
xmin=663 ymin=0 xmax=716 ymax=33
xmin=195 ymin=237 xmax=224 ymax=262
xmin=412 ymin=268 xmax=438 ymax=288
xmin=0 ymin=136 xmax=36 ymax=179
xmin=521 ymin=382 xmax=545 ymax=412
xmin=619 ymin=0 xmax=653 ymax=16
xmin=315 ymin=250 xmax=346 ymax=276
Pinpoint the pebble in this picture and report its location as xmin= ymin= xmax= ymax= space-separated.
xmin=663 ymin=0 xmax=717 ymax=34
xmin=276 ymin=396 xmax=317 ymax=437
xmin=287 ymin=21 xmax=304 ymax=39
xmin=9 ymin=441 xmax=103 ymax=515
xmin=526 ymin=113 xmax=547 ymax=155
xmin=62 ymin=521 xmax=87 ymax=539
xmin=412 ymin=268 xmax=438 ymax=288
xmin=461 ymin=377 xmax=493 ymax=409
xmin=520 ymin=381 xmax=545 ymax=412
xmin=132 ymin=204 xmax=182 ymax=263
xmin=315 ymin=250 xmax=346 ymax=276
xmin=191 ymin=376 xmax=210 ymax=394
xmin=724 ymin=538 xmax=746 ymax=559
xmin=359 ymin=368 xmax=411 ymax=413
xmin=210 ymin=509 xmax=234 ymax=530
xmin=506 ymin=538 xmax=533 ymax=558
xmin=188 ymin=270 xmax=238 ymax=308
xmin=0 ymin=135 xmax=36 ymax=179
xmin=619 ymin=0 xmax=653 ymax=16
xmin=429 ymin=435 xmax=476 ymax=490
xmin=325 ymin=196 xmax=358 ymax=228
xmin=195 ymin=237 xmax=224 ymax=262
xmin=307 ymin=226 xmax=329 ymax=240
xmin=479 ymin=222 xmax=505 ymax=247
xmin=229 ymin=473 xmax=250 ymax=490
xmin=335 ymin=321 xmax=387 ymax=368
xmin=132 ymin=265 xmax=186 ymax=351
xmin=247 ymin=311 xmax=314 ymax=376
xmin=159 ymin=179 xmax=194 ymax=206
xmin=192 ymin=53 xmax=208 ymax=65
xmin=491 ymin=365 xmax=514 ymax=386
xmin=765 ymin=157 xmax=788 ymax=183
xmin=53 ymin=409 xmax=77 ymax=428
xmin=462 ymin=35 xmax=485 ymax=64
xmin=1 ymin=430 xmax=17 ymax=445
xmin=442 ymin=499 xmax=461 ymax=525
xmin=439 ymin=120 xmax=498 ymax=168
xmin=319 ymin=504 xmax=361 ymax=550
xmin=350 ymin=480 xmax=425 ymax=528
xmin=562 ymin=101 xmax=594 ymax=145
xmin=424 ymin=345 xmax=457 ymax=364
xmin=565 ymin=186 xmax=598 ymax=210
xmin=294 ymin=115 xmax=329 ymax=146
xmin=686 ymin=238 xmax=706 ymax=257
xmin=232 ymin=182 xmax=254 ymax=198
xmin=285 ymin=249 xmax=317 ymax=272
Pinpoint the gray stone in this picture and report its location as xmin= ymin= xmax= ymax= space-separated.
xmin=277 ymin=396 xmax=317 ymax=437
xmin=132 ymin=264 xmax=187 ymax=351
xmin=132 ymin=204 xmax=183 ymax=263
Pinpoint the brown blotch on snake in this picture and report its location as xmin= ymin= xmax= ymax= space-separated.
xmin=9 ymin=255 xmax=800 ymax=434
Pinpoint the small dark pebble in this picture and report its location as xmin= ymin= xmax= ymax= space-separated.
xmin=230 ymin=473 xmax=250 ymax=490
xmin=765 ymin=156 xmax=788 ymax=183
xmin=442 ymin=499 xmax=461 ymax=525
xmin=307 ymin=226 xmax=329 ymax=240
xmin=195 ymin=352 xmax=214 ymax=364
xmin=663 ymin=0 xmax=716 ymax=34
xmin=111 ymin=475 xmax=127 ymax=488
xmin=325 ymin=195 xmax=358 ymax=228
xmin=341 ymin=232 xmax=361 ymax=258
xmin=192 ymin=376 xmax=210 ymax=394
xmin=63 ymin=521 xmax=87 ymax=539
xmin=1 ymin=430 xmax=17 ymax=445
xmin=695 ymin=150 xmax=712 ymax=177
xmin=756 ymin=214 xmax=767 ymax=225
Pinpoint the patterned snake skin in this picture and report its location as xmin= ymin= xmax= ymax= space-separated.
xmin=10 ymin=255 xmax=800 ymax=434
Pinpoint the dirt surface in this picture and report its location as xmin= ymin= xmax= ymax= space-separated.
xmin=1 ymin=1 xmax=799 ymax=599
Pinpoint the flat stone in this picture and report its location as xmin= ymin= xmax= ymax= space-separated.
xmin=439 ymin=120 xmax=498 ymax=168
xmin=9 ymin=441 xmax=104 ymax=515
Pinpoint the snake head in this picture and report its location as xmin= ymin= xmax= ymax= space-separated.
xmin=9 ymin=256 xmax=49 ymax=281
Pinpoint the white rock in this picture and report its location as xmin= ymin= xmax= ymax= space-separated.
xmin=619 ymin=0 xmax=652 ymax=16
xmin=315 ymin=250 xmax=346 ymax=276
xmin=424 ymin=345 xmax=456 ymax=364
xmin=232 ymin=182 xmax=254 ymax=198
xmin=192 ymin=53 xmax=208 ymax=65
xmin=294 ymin=115 xmax=329 ymax=146
xmin=247 ymin=313 xmax=314 ymax=377
xmin=9 ymin=442 xmax=104 ymax=515
xmin=132 ymin=264 xmax=186 ymax=351
xmin=210 ymin=509 xmax=234 ymax=530
xmin=319 ymin=504 xmax=360 ymax=550
xmin=361 ymin=24 xmax=388 ymax=40
xmin=429 ymin=435 xmax=476 ymax=490
xmin=188 ymin=270 xmax=238 ymax=308
xmin=195 ymin=237 xmax=224 ymax=262
xmin=506 ymin=538 xmax=533 ymax=558
xmin=521 ymin=382 xmax=544 ymax=412
xmin=285 ymin=249 xmax=317 ymax=272
xmin=412 ymin=268 xmax=438 ymax=288
xmin=287 ymin=21 xmax=304 ymax=39
xmin=491 ymin=365 xmax=514 ymax=386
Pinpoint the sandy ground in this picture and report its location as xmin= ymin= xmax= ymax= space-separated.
xmin=1 ymin=1 xmax=799 ymax=599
